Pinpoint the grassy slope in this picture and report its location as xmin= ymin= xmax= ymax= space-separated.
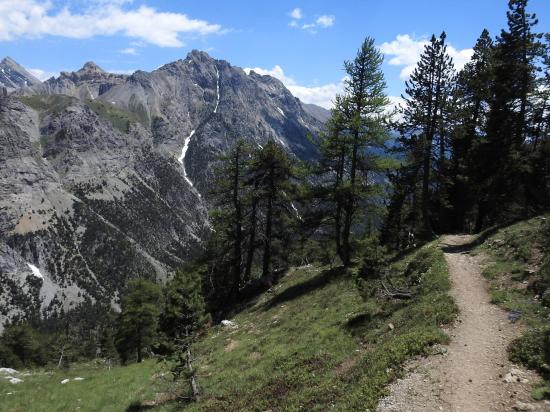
xmin=18 ymin=95 xmax=147 ymax=133
xmin=0 ymin=360 xmax=168 ymax=412
xmin=0 ymin=242 xmax=455 ymax=411
xmin=168 ymin=242 xmax=456 ymax=411
xmin=472 ymin=215 xmax=550 ymax=399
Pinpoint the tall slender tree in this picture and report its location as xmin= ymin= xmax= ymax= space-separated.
xmin=477 ymin=0 xmax=544 ymax=225
xmin=116 ymin=279 xmax=161 ymax=363
xmin=248 ymin=140 xmax=298 ymax=280
xmin=315 ymin=37 xmax=391 ymax=266
xmin=210 ymin=139 xmax=252 ymax=303
xmin=396 ymin=32 xmax=456 ymax=238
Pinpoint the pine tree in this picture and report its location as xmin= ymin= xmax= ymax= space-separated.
xmin=248 ymin=140 xmax=298 ymax=281
xmin=448 ymin=29 xmax=494 ymax=231
xmin=210 ymin=139 xmax=252 ymax=303
xmin=116 ymin=279 xmax=161 ymax=363
xmin=481 ymin=0 xmax=544 ymax=224
xmin=396 ymin=32 xmax=456 ymax=238
xmin=161 ymin=267 xmax=210 ymax=399
xmin=315 ymin=37 xmax=391 ymax=265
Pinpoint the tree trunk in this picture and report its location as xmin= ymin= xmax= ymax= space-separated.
xmin=262 ymin=166 xmax=274 ymax=279
xmin=334 ymin=147 xmax=345 ymax=264
xmin=185 ymin=328 xmax=200 ymax=400
xmin=137 ymin=326 xmax=142 ymax=363
xmin=231 ymin=148 xmax=242 ymax=300
xmin=421 ymin=133 xmax=434 ymax=238
xmin=244 ymin=180 xmax=259 ymax=283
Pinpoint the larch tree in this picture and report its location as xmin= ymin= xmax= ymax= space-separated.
xmin=315 ymin=37 xmax=391 ymax=266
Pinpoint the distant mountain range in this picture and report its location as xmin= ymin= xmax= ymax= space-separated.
xmin=0 ymin=51 xmax=330 ymax=329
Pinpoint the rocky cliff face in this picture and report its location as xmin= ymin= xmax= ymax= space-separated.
xmin=0 ymin=51 xmax=325 ymax=329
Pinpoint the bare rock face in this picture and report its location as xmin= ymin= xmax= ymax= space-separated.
xmin=0 ymin=57 xmax=42 ymax=91
xmin=0 ymin=51 xmax=325 ymax=329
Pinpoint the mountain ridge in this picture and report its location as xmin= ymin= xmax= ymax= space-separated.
xmin=0 ymin=50 xmax=327 ymax=330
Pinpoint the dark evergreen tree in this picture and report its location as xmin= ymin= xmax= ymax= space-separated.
xmin=392 ymin=32 xmax=456 ymax=239
xmin=116 ymin=279 xmax=161 ymax=363
xmin=161 ymin=267 xmax=210 ymax=399
xmin=481 ymin=0 xmax=544 ymax=225
xmin=248 ymin=140 xmax=298 ymax=280
xmin=209 ymin=139 xmax=253 ymax=303
xmin=447 ymin=29 xmax=494 ymax=231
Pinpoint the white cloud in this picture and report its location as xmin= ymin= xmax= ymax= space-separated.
xmin=289 ymin=8 xmax=302 ymax=19
xmin=316 ymin=15 xmax=335 ymax=28
xmin=0 ymin=0 xmax=223 ymax=47
xmin=120 ymin=47 xmax=138 ymax=55
xmin=244 ymin=65 xmax=344 ymax=109
xmin=27 ymin=67 xmax=58 ymax=81
xmin=380 ymin=34 xmax=473 ymax=80
xmin=287 ymin=9 xmax=335 ymax=33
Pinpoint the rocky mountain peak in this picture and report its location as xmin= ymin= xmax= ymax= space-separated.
xmin=79 ymin=61 xmax=105 ymax=74
xmin=0 ymin=56 xmax=41 ymax=90
xmin=186 ymin=49 xmax=214 ymax=63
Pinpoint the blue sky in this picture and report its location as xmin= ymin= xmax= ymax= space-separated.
xmin=1 ymin=0 xmax=549 ymax=108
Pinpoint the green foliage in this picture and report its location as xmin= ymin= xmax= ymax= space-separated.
xmin=510 ymin=328 xmax=550 ymax=377
xmin=0 ymin=323 xmax=46 ymax=368
xmin=0 ymin=359 xmax=167 ymax=412
xmin=135 ymin=241 xmax=457 ymax=411
xmin=355 ymin=237 xmax=388 ymax=300
xmin=160 ymin=267 xmax=210 ymax=341
xmin=116 ymin=279 xmax=161 ymax=363
xmin=312 ymin=37 xmax=392 ymax=266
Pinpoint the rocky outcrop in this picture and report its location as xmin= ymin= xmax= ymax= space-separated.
xmin=0 ymin=51 xmax=326 ymax=329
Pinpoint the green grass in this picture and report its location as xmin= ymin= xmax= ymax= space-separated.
xmin=19 ymin=95 xmax=77 ymax=117
xmin=18 ymin=94 xmax=149 ymax=133
xmin=85 ymin=99 xmax=149 ymax=132
xmin=0 ymin=360 xmax=169 ymax=412
xmin=158 ymin=242 xmax=455 ymax=411
xmin=0 ymin=242 xmax=455 ymax=411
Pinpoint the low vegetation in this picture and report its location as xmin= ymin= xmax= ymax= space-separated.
xmin=0 ymin=242 xmax=455 ymax=411
xmin=0 ymin=359 xmax=167 ymax=412
xmin=85 ymin=99 xmax=149 ymax=132
xmin=473 ymin=215 xmax=550 ymax=400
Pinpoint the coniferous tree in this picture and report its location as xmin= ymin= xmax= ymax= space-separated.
xmin=481 ymin=0 xmax=544 ymax=224
xmin=447 ymin=29 xmax=494 ymax=231
xmin=393 ymin=32 xmax=456 ymax=239
xmin=248 ymin=140 xmax=298 ymax=280
xmin=315 ymin=37 xmax=391 ymax=266
xmin=161 ymin=267 xmax=210 ymax=399
xmin=116 ymin=279 xmax=161 ymax=363
xmin=209 ymin=139 xmax=252 ymax=303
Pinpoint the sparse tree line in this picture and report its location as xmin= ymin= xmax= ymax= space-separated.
xmin=1 ymin=0 xmax=549 ymax=402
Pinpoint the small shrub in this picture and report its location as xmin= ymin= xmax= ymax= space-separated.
xmin=509 ymin=328 xmax=550 ymax=378
xmin=404 ymin=247 xmax=435 ymax=283
xmin=355 ymin=237 xmax=388 ymax=301
xmin=531 ymin=255 xmax=550 ymax=301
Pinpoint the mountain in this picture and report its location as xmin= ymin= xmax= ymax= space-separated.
xmin=0 ymin=51 xmax=326 ymax=329
xmin=0 ymin=57 xmax=42 ymax=90
xmin=302 ymin=102 xmax=331 ymax=123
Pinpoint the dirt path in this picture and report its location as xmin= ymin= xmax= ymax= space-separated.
xmin=378 ymin=235 xmax=546 ymax=412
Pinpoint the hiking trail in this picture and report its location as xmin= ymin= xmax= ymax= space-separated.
xmin=378 ymin=235 xmax=546 ymax=412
